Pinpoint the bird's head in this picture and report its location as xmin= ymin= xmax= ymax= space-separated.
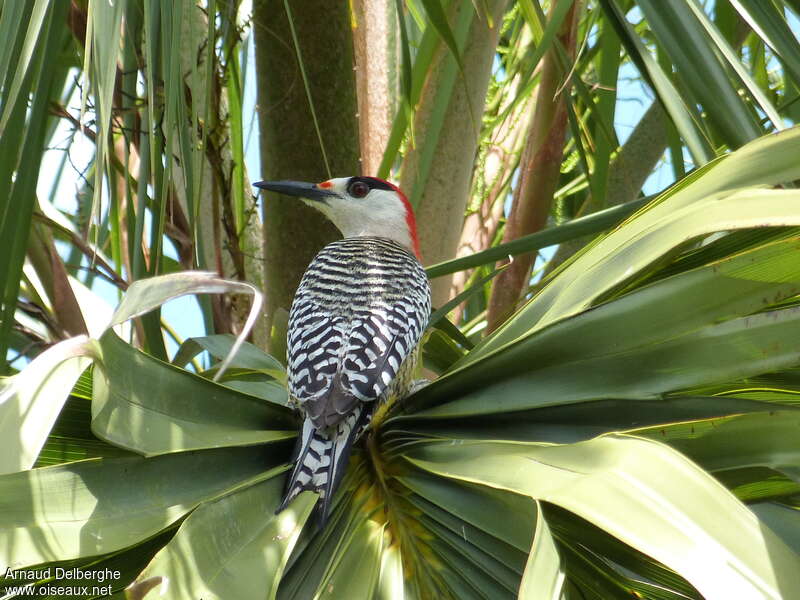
xmin=254 ymin=176 xmax=421 ymax=260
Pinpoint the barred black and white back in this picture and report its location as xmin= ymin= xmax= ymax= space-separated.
xmin=278 ymin=236 xmax=431 ymax=523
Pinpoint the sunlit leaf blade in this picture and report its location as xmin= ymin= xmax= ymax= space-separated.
xmin=637 ymin=0 xmax=763 ymax=147
xmin=395 ymin=469 xmax=535 ymax=554
xmin=378 ymin=21 xmax=440 ymax=179
xmin=730 ymin=0 xmax=800 ymax=84
xmin=35 ymin=383 xmax=136 ymax=468
xmin=0 ymin=446 xmax=286 ymax=568
xmin=0 ymin=336 xmax=93 ymax=474
xmin=0 ymin=527 xmax=178 ymax=598
xmin=394 ymin=0 xmax=413 ymax=106
xmin=0 ymin=0 xmax=67 ymax=372
xmin=108 ymin=272 xmax=263 ymax=382
xmin=418 ymin=0 xmax=463 ymax=73
xmin=217 ymin=374 xmax=291 ymax=407
xmin=502 ymin=0 xmax=577 ymax=129
xmin=172 ymin=333 xmax=286 ymax=381
xmin=422 ymin=328 xmax=467 ymax=375
xmin=91 ymin=330 xmax=294 ymax=456
xmin=428 ymin=265 xmax=506 ymax=328
xmin=423 ymin=515 xmax=519 ymax=596
xmin=425 ymin=302 xmax=800 ymax=417
xmin=375 ymin=542 xmax=405 ymax=600
xmin=518 ymin=502 xmax=564 ymax=600
xmin=543 ymin=503 xmax=700 ymax=599
xmin=632 ymin=410 xmax=800 ymax=476
xmin=85 ymin=0 xmax=126 ymax=259
xmin=406 ymin=435 xmax=800 ymax=599
xmin=405 ymin=230 xmax=800 ymax=417
xmin=683 ymin=0 xmax=784 ymax=131
xmin=389 ymin=395 xmax=795 ymax=449
xmin=0 ymin=2 xmax=29 ymax=90
xmin=133 ymin=478 xmax=314 ymax=600
xmin=0 ymin=0 xmax=49 ymax=134
xmin=598 ymin=0 xmax=713 ymax=164
xmin=314 ymin=518 xmax=386 ymax=598
xmin=524 ymin=186 xmax=800 ymax=346
xmin=425 ymin=197 xmax=647 ymax=279
xmin=277 ymin=482 xmax=364 ymax=599
xmin=400 ymin=0 xmax=478 ymax=209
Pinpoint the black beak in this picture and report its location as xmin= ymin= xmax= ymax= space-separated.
xmin=253 ymin=180 xmax=337 ymax=202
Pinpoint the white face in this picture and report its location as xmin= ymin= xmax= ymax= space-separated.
xmin=305 ymin=177 xmax=415 ymax=251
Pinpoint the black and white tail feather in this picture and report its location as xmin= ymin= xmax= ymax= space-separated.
xmin=276 ymin=405 xmax=370 ymax=525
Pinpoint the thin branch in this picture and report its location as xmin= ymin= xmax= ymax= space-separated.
xmin=32 ymin=212 xmax=128 ymax=289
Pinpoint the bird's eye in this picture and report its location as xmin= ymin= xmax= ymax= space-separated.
xmin=347 ymin=180 xmax=370 ymax=198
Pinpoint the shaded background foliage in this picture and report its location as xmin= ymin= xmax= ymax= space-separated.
xmin=3 ymin=0 xmax=800 ymax=362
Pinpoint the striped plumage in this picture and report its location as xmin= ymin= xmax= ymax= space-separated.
xmin=253 ymin=175 xmax=431 ymax=526
xmin=279 ymin=236 xmax=431 ymax=522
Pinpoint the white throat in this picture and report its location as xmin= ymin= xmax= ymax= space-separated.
xmin=305 ymin=189 xmax=415 ymax=254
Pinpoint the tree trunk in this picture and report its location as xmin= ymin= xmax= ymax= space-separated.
xmin=400 ymin=0 xmax=508 ymax=310
xmin=536 ymin=100 xmax=669 ymax=283
xmin=450 ymin=25 xmax=536 ymax=323
xmin=485 ymin=0 xmax=579 ymax=334
xmin=253 ymin=0 xmax=362 ymax=348
xmin=353 ymin=0 xmax=399 ymax=176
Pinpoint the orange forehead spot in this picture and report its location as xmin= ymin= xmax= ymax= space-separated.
xmin=317 ymin=181 xmax=333 ymax=189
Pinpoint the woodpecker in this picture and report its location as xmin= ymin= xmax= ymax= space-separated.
xmin=253 ymin=176 xmax=431 ymax=525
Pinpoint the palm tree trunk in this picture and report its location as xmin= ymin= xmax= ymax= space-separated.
xmin=253 ymin=0 xmax=362 ymax=350
xmin=400 ymin=0 xmax=509 ymax=310
xmin=485 ymin=0 xmax=579 ymax=334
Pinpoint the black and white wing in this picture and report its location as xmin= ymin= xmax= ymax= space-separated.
xmin=286 ymin=237 xmax=431 ymax=429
